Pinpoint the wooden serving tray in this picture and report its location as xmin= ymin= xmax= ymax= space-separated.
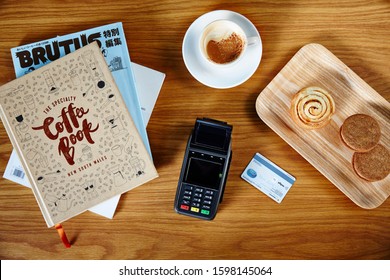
xmin=256 ymin=43 xmax=390 ymax=209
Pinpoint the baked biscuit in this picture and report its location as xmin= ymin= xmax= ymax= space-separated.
xmin=352 ymin=144 xmax=390 ymax=182
xmin=340 ymin=114 xmax=381 ymax=152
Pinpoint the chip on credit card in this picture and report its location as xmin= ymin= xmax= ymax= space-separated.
xmin=241 ymin=153 xmax=296 ymax=203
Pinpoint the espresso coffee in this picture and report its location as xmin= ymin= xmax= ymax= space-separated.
xmin=200 ymin=20 xmax=246 ymax=65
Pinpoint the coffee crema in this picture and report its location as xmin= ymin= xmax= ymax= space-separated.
xmin=206 ymin=32 xmax=244 ymax=64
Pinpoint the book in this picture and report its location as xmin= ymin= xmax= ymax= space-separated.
xmin=132 ymin=62 xmax=165 ymax=125
xmin=2 ymin=22 xmax=165 ymax=219
xmin=3 ymin=63 xmax=164 ymax=219
xmin=0 ymin=42 xmax=158 ymax=227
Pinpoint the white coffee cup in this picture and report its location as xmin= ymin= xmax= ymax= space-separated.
xmin=199 ymin=19 xmax=258 ymax=67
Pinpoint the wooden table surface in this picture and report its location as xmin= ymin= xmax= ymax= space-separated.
xmin=0 ymin=0 xmax=389 ymax=260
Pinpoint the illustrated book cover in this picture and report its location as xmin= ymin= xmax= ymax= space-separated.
xmin=3 ymin=22 xmax=165 ymax=219
xmin=0 ymin=42 xmax=158 ymax=227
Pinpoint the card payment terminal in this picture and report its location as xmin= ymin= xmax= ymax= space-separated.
xmin=174 ymin=118 xmax=232 ymax=220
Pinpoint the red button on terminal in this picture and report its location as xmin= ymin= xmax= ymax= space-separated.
xmin=180 ymin=204 xmax=189 ymax=210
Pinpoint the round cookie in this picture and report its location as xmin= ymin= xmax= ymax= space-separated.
xmin=352 ymin=144 xmax=390 ymax=182
xmin=340 ymin=114 xmax=381 ymax=152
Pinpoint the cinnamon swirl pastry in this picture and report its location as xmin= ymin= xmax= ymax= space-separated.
xmin=290 ymin=86 xmax=335 ymax=129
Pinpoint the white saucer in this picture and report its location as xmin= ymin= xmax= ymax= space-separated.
xmin=182 ymin=10 xmax=262 ymax=89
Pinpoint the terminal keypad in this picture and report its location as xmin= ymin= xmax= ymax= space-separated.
xmin=179 ymin=184 xmax=216 ymax=216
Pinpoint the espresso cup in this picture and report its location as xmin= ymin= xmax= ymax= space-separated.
xmin=199 ymin=19 xmax=258 ymax=67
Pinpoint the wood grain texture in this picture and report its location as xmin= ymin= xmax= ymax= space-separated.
xmin=256 ymin=43 xmax=390 ymax=209
xmin=0 ymin=0 xmax=389 ymax=260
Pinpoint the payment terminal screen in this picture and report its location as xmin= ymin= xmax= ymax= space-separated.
xmin=185 ymin=157 xmax=223 ymax=190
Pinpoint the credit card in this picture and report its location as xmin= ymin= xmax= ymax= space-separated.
xmin=241 ymin=153 xmax=296 ymax=203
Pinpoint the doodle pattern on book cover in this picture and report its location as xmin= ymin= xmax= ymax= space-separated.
xmin=0 ymin=43 xmax=154 ymax=224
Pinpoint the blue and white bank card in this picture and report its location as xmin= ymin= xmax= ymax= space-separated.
xmin=241 ymin=153 xmax=296 ymax=203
